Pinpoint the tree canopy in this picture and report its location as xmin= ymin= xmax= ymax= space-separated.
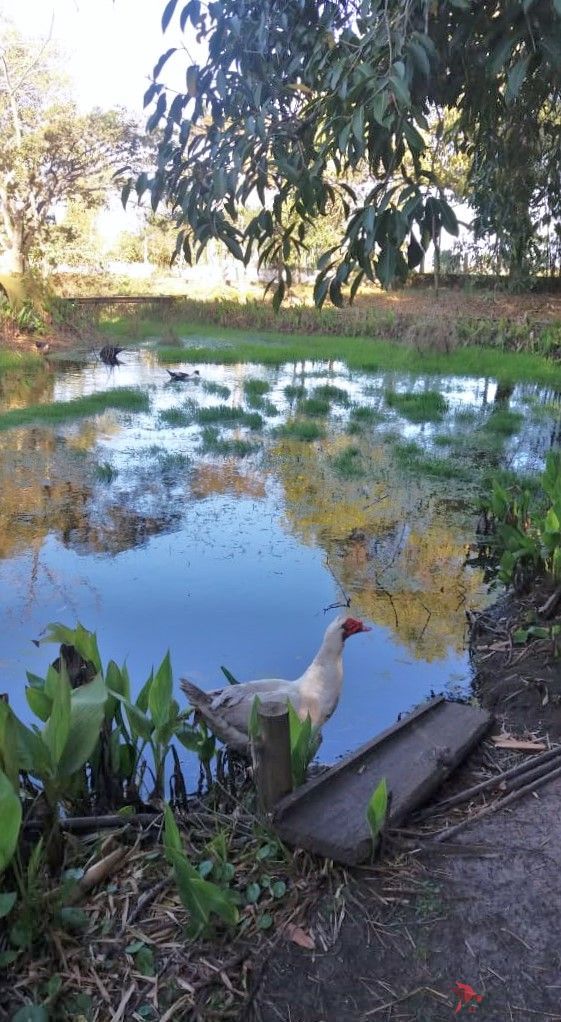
xmin=137 ymin=0 xmax=561 ymax=303
xmin=0 ymin=24 xmax=139 ymax=274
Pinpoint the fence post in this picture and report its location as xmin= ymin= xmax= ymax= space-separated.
xmin=252 ymin=701 xmax=293 ymax=813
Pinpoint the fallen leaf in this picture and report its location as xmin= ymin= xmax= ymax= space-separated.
xmin=285 ymin=923 xmax=315 ymax=950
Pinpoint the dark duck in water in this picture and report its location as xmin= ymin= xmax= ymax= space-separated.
xmin=99 ymin=345 xmax=124 ymax=365
xmin=166 ymin=369 xmax=200 ymax=382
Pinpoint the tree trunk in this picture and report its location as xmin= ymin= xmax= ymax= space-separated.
xmin=4 ymin=221 xmax=26 ymax=274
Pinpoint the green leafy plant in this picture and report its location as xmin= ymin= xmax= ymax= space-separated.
xmin=163 ymin=804 xmax=238 ymax=938
xmin=366 ymin=778 xmax=389 ymax=849
xmin=286 ymin=702 xmax=321 ymax=787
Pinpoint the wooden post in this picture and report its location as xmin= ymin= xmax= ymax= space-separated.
xmin=252 ymin=701 xmax=293 ymax=813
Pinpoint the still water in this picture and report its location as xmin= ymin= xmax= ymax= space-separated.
xmin=1 ymin=345 xmax=559 ymax=766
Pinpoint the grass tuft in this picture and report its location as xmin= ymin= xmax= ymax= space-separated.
xmin=297 ymin=396 xmax=331 ymax=417
xmin=313 ymin=384 xmax=350 ymax=405
xmin=276 ymin=419 xmax=324 ymax=442
xmin=195 ymin=404 xmax=263 ymax=430
xmin=200 ymin=426 xmax=258 ymax=457
xmin=284 ymin=384 xmax=307 ymax=400
xmin=0 ymin=387 xmax=149 ymax=432
xmin=159 ymin=406 xmax=193 ymax=427
xmin=482 ymin=408 xmax=523 ymax=436
xmin=331 ymin=446 xmax=366 ymax=478
xmin=243 ymin=378 xmax=270 ymax=397
xmin=385 ymin=389 xmax=449 ymax=422
xmin=201 ymin=380 xmax=231 ymax=399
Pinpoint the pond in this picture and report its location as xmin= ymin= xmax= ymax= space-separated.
xmin=1 ymin=339 xmax=560 ymax=769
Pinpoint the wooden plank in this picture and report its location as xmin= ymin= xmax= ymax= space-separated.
xmin=273 ymin=698 xmax=492 ymax=864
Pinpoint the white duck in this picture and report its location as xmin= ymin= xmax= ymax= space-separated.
xmin=180 ymin=615 xmax=371 ymax=751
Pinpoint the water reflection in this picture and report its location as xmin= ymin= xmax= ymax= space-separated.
xmin=1 ymin=349 xmax=560 ymax=759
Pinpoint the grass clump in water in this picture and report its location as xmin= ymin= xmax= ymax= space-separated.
xmin=195 ymin=404 xmax=263 ymax=430
xmin=385 ymin=389 xmax=448 ymax=422
xmin=350 ymin=404 xmax=383 ymax=423
xmin=201 ymin=380 xmax=231 ymax=399
xmin=200 ymin=426 xmax=257 ymax=458
xmin=313 ymin=384 xmax=350 ymax=405
xmin=297 ymin=396 xmax=331 ymax=417
xmin=482 ymin=408 xmax=523 ymax=436
xmin=331 ymin=446 xmax=366 ymax=478
xmin=159 ymin=406 xmax=193 ymax=427
xmin=243 ymin=378 xmax=270 ymax=397
xmin=246 ymin=395 xmax=279 ymax=416
xmin=393 ymin=438 xmax=470 ymax=481
xmin=284 ymin=384 xmax=307 ymax=401
xmin=0 ymin=387 xmax=149 ymax=432
xmin=277 ymin=419 xmax=325 ymax=442
xmin=95 ymin=461 xmax=118 ymax=483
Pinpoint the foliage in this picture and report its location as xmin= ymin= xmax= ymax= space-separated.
xmin=163 ymin=804 xmax=239 ymax=937
xmin=0 ymin=388 xmax=149 ymax=432
xmin=0 ymin=24 xmax=139 ymax=273
xmin=385 ymin=389 xmax=448 ymax=423
xmin=0 ymin=769 xmax=21 ymax=878
xmin=366 ymin=777 xmax=389 ymax=848
xmin=136 ymin=0 xmax=561 ymax=300
xmin=483 ymin=452 xmax=561 ymax=586
xmin=286 ymin=702 xmax=320 ymax=787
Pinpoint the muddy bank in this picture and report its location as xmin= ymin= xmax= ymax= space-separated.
xmin=470 ymin=581 xmax=561 ymax=741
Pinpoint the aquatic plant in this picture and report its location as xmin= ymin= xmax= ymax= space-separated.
xmin=482 ymin=408 xmax=523 ymax=436
xmin=159 ymin=406 xmax=193 ymax=427
xmin=385 ymin=389 xmax=449 ymax=423
xmin=283 ymin=383 xmax=307 ymax=400
xmin=243 ymin=378 xmax=270 ymax=397
xmin=195 ymin=404 xmax=263 ymax=430
xmin=201 ymin=380 xmax=231 ymax=399
xmin=350 ymin=403 xmax=383 ymax=422
xmin=95 ymin=461 xmax=118 ymax=483
xmin=297 ymin=396 xmax=331 ymax=417
xmin=276 ymin=419 xmax=324 ymax=441
xmin=0 ymin=388 xmax=149 ymax=431
xmin=199 ymin=426 xmax=258 ymax=457
xmin=313 ymin=384 xmax=350 ymax=405
xmin=331 ymin=446 xmax=366 ymax=479
xmin=366 ymin=778 xmax=389 ymax=849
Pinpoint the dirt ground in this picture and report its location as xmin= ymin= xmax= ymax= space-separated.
xmin=255 ymin=771 xmax=561 ymax=1021
xmin=471 ymin=582 xmax=561 ymax=742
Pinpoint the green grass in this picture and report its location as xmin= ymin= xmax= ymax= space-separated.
xmin=201 ymin=380 xmax=231 ymax=399
xmin=276 ymin=419 xmax=325 ymax=441
xmin=95 ymin=461 xmax=118 ymax=483
xmin=199 ymin=426 xmax=258 ymax=458
xmin=385 ymin=389 xmax=449 ymax=422
xmin=350 ymin=404 xmax=383 ymax=422
xmin=157 ymin=451 xmax=191 ymax=472
xmin=246 ymin=395 xmax=280 ymax=415
xmin=159 ymin=406 xmax=193 ymax=427
xmin=297 ymin=396 xmax=331 ymax=417
xmin=482 ymin=408 xmax=524 ymax=436
xmin=0 ymin=387 xmax=149 ymax=431
xmin=243 ymin=378 xmax=270 ymax=397
xmin=331 ymin=446 xmax=366 ymax=478
xmin=98 ymin=321 xmax=561 ymax=387
xmin=313 ymin=384 xmax=350 ymax=405
xmin=284 ymin=384 xmax=307 ymax=400
xmin=0 ymin=349 xmax=42 ymax=371
xmin=393 ymin=438 xmax=472 ymax=482
xmin=195 ymin=404 xmax=263 ymax=430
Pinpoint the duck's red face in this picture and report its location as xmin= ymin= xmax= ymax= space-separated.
xmin=342 ymin=617 xmax=371 ymax=640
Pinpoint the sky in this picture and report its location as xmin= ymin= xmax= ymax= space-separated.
xmin=2 ymin=0 xmax=188 ymax=116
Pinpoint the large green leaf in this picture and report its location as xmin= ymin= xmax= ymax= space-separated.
xmin=38 ymin=622 xmax=101 ymax=673
xmin=56 ymin=674 xmax=107 ymax=777
xmin=25 ymin=686 xmax=52 ymax=723
xmin=108 ymin=690 xmax=153 ymax=742
xmin=148 ymin=652 xmax=173 ymax=728
xmin=0 ymin=768 xmax=22 ymax=874
xmin=42 ymin=664 xmax=71 ymax=768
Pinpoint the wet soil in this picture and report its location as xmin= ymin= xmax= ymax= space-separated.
xmin=471 ymin=581 xmax=561 ymax=741
xmin=256 ymin=771 xmax=561 ymax=1021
